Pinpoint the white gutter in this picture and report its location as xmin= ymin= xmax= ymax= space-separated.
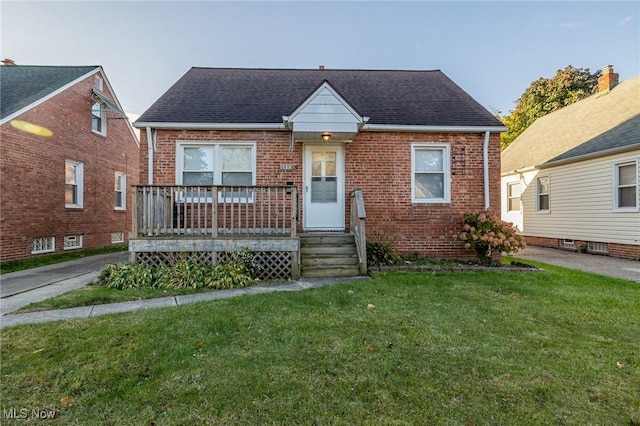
xmin=133 ymin=122 xmax=287 ymax=130
xmin=483 ymin=130 xmax=491 ymax=209
xmin=362 ymin=124 xmax=508 ymax=133
xmin=146 ymin=127 xmax=154 ymax=184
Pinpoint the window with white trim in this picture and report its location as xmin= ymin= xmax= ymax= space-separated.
xmin=32 ymin=237 xmax=55 ymax=254
xmin=507 ymin=182 xmax=521 ymax=212
xmin=614 ymin=161 xmax=637 ymax=210
xmin=411 ymin=144 xmax=451 ymax=203
xmin=65 ymin=160 xmax=83 ymax=208
xmin=536 ymin=176 xmax=550 ymax=212
xmin=111 ymin=232 xmax=125 ymax=244
xmin=95 ymin=75 xmax=103 ymax=91
xmin=115 ymin=172 xmax=126 ymax=210
xmin=63 ymin=235 xmax=83 ymax=250
xmin=92 ymin=101 xmax=106 ymax=135
xmin=177 ymin=142 xmax=256 ymax=200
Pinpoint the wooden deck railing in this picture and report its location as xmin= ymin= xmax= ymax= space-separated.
xmin=350 ymin=189 xmax=367 ymax=275
xmin=132 ymin=185 xmax=298 ymax=238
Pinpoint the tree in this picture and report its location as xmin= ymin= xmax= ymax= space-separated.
xmin=500 ymin=66 xmax=601 ymax=150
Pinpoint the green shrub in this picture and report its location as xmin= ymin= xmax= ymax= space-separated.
xmin=366 ymin=241 xmax=401 ymax=266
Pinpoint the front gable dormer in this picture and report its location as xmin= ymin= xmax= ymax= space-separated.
xmin=283 ymin=81 xmax=368 ymax=142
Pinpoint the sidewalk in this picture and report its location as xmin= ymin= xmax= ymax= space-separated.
xmin=0 ymin=276 xmax=369 ymax=329
xmin=1 ymin=246 xmax=637 ymax=329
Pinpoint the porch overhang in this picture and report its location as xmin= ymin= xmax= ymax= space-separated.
xmin=283 ymin=81 xmax=368 ymax=142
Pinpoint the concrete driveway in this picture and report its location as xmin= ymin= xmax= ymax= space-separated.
xmin=512 ymin=246 xmax=640 ymax=283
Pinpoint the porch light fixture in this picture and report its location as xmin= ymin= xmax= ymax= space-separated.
xmin=321 ymin=132 xmax=331 ymax=142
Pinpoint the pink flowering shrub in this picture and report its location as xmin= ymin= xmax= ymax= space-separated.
xmin=455 ymin=209 xmax=525 ymax=265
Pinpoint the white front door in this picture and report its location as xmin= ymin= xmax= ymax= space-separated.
xmin=303 ymin=144 xmax=345 ymax=230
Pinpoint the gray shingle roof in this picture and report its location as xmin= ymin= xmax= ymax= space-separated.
xmin=135 ymin=67 xmax=503 ymax=127
xmin=501 ymin=76 xmax=640 ymax=173
xmin=0 ymin=65 xmax=98 ymax=120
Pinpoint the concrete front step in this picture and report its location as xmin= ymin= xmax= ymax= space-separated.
xmin=300 ymin=265 xmax=362 ymax=278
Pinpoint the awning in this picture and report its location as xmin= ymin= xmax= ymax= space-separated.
xmin=92 ymin=90 xmax=126 ymax=117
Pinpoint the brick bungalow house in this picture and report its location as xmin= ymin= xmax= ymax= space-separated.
xmin=0 ymin=62 xmax=139 ymax=262
xmin=131 ymin=67 xmax=506 ymax=278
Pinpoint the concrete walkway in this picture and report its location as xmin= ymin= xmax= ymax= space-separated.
xmin=512 ymin=246 xmax=640 ymax=283
xmin=1 ymin=246 xmax=637 ymax=329
xmin=0 ymin=276 xmax=369 ymax=329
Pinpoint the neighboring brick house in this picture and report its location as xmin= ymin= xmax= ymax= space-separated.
xmin=501 ymin=66 xmax=640 ymax=259
xmin=130 ymin=67 xmax=505 ymax=278
xmin=0 ymin=62 xmax=140 ymax=262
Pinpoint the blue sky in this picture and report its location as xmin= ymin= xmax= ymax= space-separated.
xmin=2 ymin=1 xmax=638 ymax=122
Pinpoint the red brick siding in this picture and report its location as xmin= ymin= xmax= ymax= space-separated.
xmin=140 ymin=129 xmax=500 ymax=259
xmin=0 ymin=74 xmax=139 ymax=262
xmin=524 ymin=236 xmax=640 ymax=260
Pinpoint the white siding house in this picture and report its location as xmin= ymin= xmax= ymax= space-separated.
xmin=501 ymin=67 xmax=640 ymax=259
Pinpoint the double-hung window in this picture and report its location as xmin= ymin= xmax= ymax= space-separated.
xmin=115 ymin=172 xmax=126 ymax=210
xmin=65 ymin=160 xmax=83 ymax=208
xmin=177 ymin=142 xmax=256 ymax=201
xmin=507 ymin=182 xmax=521 ymax=212
xmin=536 ymin=175 xmax=550 ymax=212
xmin=92 ymin=102 xmax=106 ymax=135
xmin=614 ymin=161 xmax=638 ymax=211
xmin=411 ymin=143 xmax=451 ymax=203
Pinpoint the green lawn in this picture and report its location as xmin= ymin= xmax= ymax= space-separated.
xmin=1 ymin=263 xmax=638 ymax=425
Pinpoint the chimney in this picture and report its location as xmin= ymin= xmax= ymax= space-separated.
xmin=319 ymin=65 xmax=325 ymax=71
xmin=598 ymin=65 xmax=619 ymax=93
xmin=2 ymin=59 xmax=16 ymax=66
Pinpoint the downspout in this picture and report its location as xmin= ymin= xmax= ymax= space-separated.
xmin=146 ymin=126 xmax=154 ymax=184
xmin=483 ymin=131 xmax=490 ymax=209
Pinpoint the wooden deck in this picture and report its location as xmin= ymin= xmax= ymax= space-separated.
xmin=128 ymin=185 xmax=367 ymax=280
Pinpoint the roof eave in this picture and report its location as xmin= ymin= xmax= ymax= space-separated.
xmin=362 ymin=124 xmax=508 ymax=133
xmin=537 ymin=143 xmax=640 ymax=169
xmin=132 ymin=122 xmax=288 ymax=130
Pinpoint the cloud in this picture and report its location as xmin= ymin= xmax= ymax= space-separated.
xmin=559 ymin=21 xmax=586 ymax=29
xmin=619 ymin=15 xmax=633 ymax=26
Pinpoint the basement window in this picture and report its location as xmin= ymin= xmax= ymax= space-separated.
xmin=559 ymin=239 xmax=575 ymax=249
xmin=32 ymin=237 xmax=55 ymax=254
xmin=587 ymin=241 xmax=608 ymax=254
xmin=111 ymin=232 xmax=125 ymax=244
xmin=63 ymin=235 xmax=83 ymax=250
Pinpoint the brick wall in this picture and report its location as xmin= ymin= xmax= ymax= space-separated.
xmin=0 ymin=73 xmax=139 ymax=262
xmin=140 ymin=129 xmax=500 ymax=259
xmin=523 ymin=235 xmax=640 ymax=260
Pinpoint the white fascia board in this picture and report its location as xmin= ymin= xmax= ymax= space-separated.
xmin=537 ymin=144 xmax=640 ymax=169
xmin=363 ymin=124 xmax=508 ymax=133
xmin=501 ymin=165 xmax=537 ymax=177
xmin=0 ymin=67 xmax=100 ymax=126
xmin=287 ymin=82 xmax=364 ymax=124
xmin=132 ymin=122 xmax=287 ymax=130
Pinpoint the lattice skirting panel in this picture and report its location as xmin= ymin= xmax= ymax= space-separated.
xmin=216 ymin=251 xmax=292 ymax=281
xmin=134 ymin=251 xmax=215 ymax=269
xmin=134 ymin=250 xmax=294 ymax=281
